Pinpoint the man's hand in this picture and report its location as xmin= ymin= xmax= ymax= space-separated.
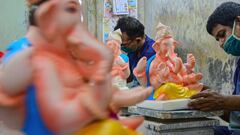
xmin=188 ymin=90 xmax=226 ymax=111
xmin=202 ymin=85 xmax=211 ymax=91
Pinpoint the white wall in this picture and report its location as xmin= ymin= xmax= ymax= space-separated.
xmin=0 ymin=0 xmax=28 ymax=50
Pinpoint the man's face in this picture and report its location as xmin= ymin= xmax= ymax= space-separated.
xmin=121 ymin=32 xmax=143 ymax=52
xmin=211 ymin=24 xmax=232 ymax=49
xmin=234 ymin=16 xmax=240 ymax=38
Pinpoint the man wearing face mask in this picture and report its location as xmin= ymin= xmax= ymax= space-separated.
xmin=114 ymin=16 xmax=156 ymax=87
xmin=188 ymin=2 xmax=240 ymax=135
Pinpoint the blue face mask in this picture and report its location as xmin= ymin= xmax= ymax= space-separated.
xmin=121 ymin=45 xmax=134 ymax=53
xmin=223 ymin=21 xmax=240 ymax=56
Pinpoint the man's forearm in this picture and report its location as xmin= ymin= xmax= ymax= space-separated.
xmin=223 ymin=95 xmax=240 ymax=111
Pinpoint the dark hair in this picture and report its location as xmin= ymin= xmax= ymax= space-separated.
xmin=114 ymin=16 xmax=145 ymax=39
xmin=29 ymin=0 xmax=49 ymax=26
xmin=206 ymin=2 xmax=240 ymax=35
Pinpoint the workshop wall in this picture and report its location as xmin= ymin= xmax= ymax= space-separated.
xmin=0 ymin=0 xmax=28 ymax=51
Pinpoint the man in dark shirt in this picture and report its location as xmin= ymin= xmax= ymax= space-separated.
xmin=188 ymin=2 xmax=240 ymax=135
xmin=114 ymin=16 xmax=155 ymax=87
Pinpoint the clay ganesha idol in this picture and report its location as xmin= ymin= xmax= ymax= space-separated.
xmin=0 ymin=0 xmax=146 ymax=134
xmin=106 ymin=29 xmax=130 ymax=90
xmin=0 ymin=0 xmax=141 ymax=134
xmin=133 ymin=22 xmax=203 ymax=100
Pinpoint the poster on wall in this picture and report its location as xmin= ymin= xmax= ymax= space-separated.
xmin=128 ymin=0 xmax=138 ymax=18
xmin=103 ymin=0 xmax=138 ymax=42
xmin=112 ymin=0 xmax=129 ymax=15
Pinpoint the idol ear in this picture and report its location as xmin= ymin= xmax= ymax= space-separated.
xmin=152 ymin=40 xmax=161 ymax=53
xmin=35 ymin=0 xmax=59 ymax=41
